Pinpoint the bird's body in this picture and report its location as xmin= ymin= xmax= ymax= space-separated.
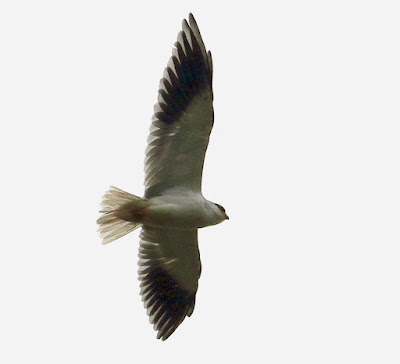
xmin=97 ymin=14 xmax=228 ymax=340
xmin=140 ymin=193 xmax=226 ymax=229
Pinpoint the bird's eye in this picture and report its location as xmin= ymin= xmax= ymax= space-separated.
xmin=215 ymin=203 xmax=225 ymax=213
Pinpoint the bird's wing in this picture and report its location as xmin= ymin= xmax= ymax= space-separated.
xmin=138 ymin=226 xmax=201 ymax=340
xmin=145 ymin=13 xmax=213 ymax=198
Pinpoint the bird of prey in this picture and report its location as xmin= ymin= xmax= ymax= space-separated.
xmin=97 ymin=13 xmax=228 ymax=341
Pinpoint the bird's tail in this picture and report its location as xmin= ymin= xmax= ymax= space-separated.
xmin=97 ymin=186 xmax=148 ymax=244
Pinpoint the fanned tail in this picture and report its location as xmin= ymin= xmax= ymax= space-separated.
xmin=97 ymin=186 xmax=147 ymax=244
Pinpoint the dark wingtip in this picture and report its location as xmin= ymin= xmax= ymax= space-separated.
xmin=140 ymin=266 xmax=196 ymax=341
xmin=153 ymin=12 xmax=212 ymax=127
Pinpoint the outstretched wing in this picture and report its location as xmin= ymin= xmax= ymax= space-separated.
xmin=138 ymin=227 xmax=201 ymax=340
xmin=145 ymin=13 xmax=213 ymax=198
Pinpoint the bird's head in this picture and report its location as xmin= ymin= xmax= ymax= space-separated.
xmin=214 ymin=203 xmax=229 ymax=222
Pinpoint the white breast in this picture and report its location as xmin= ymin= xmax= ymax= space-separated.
xmin=142 ymin=194 xmax=218 ymax=229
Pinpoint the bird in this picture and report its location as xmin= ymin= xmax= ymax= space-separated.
xmin=97 ymin=13 xmax=228 ymax=341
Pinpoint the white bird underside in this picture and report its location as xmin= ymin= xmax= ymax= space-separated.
xmin=98 ymin=14 xmax=226 ymax=341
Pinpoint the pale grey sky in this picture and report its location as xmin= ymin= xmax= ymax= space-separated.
xmin=1 ymin=1 xmax=399 ymax=363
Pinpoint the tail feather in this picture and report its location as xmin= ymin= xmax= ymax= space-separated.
xmin=97 ymin=186 xmax=146 ymax=244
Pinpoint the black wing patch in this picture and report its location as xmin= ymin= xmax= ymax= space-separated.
xmin=154 ymin=13 xmax=213 ymax=125
xmin=139 ymin=267 xmax=196 ymax=340
xmin=138 ymin=227 xmax=201 ymax=340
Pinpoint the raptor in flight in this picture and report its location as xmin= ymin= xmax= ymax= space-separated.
xmin=97 ymin=13 xmax=228 ymax=340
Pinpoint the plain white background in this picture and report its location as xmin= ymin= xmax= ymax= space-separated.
xmin=1 ymin=0 xmax=399 ymax=363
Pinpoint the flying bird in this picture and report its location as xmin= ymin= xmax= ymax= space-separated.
xmin=97 ymin=13 xmax=228 ymax=340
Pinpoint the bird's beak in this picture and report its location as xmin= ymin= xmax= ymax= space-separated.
xmin=225 ymin=213 xmax=229 ymax=220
